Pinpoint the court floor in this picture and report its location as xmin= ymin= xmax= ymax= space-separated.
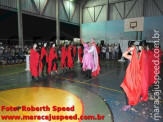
xmin=0 ymin=60 xmax=162 ymax=122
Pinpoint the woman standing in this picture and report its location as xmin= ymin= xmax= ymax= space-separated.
xmin=48 ymin=44 xmax=58 ymax=75
xmin=81 ymin=39 xmax=94 ymax=79
xmin=30 ymin=44 xmax=40 ymax=79
xmin=138 ymin=40 xmax=149 ymax=102
xmin=121 ymin=45 xmax=141 ymax=111
xmin=61 ymin=43 xmax=68 ymax=72
xmin=147 ymin=43 xmax=154 ymax=86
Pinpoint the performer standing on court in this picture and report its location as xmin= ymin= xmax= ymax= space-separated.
xmin=67 ymin=42 xmax=74 ymax=71
xmin=153 ymin=45 xmax=162 ymax=76
xmin=48 ymin=44 xmax=58 ymax=75
xmin=147 ymin=43 xmax=155 ymax=86
xmin=30 ymin=44 xmax=40 ymax=79
xmin=121 ymin=44 xmax=141 ymax=111
xmin=73 ymin=43 xmax=77 ymax=59
xmin=81 ymin=38 xmax=94 ymax=79
xmin=40 ymin=43 xmax=48 ymax=76
xmin=78 ymin=44 xmax=83 ymax=67
xmin=61 ymin=43 xmax=68 ymax=72
xmin=138 ymin=40 xmax=149 ymax=102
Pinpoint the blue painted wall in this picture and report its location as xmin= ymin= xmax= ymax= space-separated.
xmin=81 ymin=16 xmax=163 ymax=50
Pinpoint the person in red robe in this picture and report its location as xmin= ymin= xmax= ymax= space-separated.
xmin=78 ymin=44 xmax=83 ymax=67
xmin=73 ymin=44 xmax=77 ymax=59
xmin=153 ymin=46 xmax=162 ymax=76
xmin=121 ymin=45 xmax=141 ymax=111
xmin=40 ymin=43 xmax=48 ymax=76
xmin=138 ymin=40 xmax=149 ymax=102
xmin=96 ymin=44 xmax=101 ymax=56
xmin=147 ymin=43 xmax=155 ymax=86
xmin=30 ymin=44 xmax=40 ymax=79
xmin=61 ymin=43 xmax=68 ymax=72
xmin=67 ymin=43 xmax=74 ymax=71
xmin=48 ymin=44 xmax=58 ymax=75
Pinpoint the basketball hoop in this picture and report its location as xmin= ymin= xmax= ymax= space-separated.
xmin=131 ymin=26 xmax=135 ymax=29
xmin=124 ymin=17 xmax=144 ymax=32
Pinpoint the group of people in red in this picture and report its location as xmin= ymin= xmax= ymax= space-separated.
xmin=30 ymin=43 xmax=59 ymax=80
xmin=30 ymin=38 xmax=101 ymax=80
xmin=30 ymin=42 xmax=78 ymax=80
xmin=121 ymin=40 xmax=162 ymax=111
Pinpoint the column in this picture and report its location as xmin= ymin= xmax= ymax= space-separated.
xmin=17 ymin=0 xmax=24 ymax=47
xmin=80 ymin=4 xmax=83 ymax=38
xmin=56 ymin=0 xmax=60 ymax=46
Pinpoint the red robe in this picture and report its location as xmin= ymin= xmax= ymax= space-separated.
xmin=48 ymin=47 xmax=58 ymax=73
xmin=73 ymin=46 xmax=77 ymax=58
xmin=40 ymin=47 xmax=48 ymax=72
xmin=121 ymin=48 xmax=141 ymax=105
xmin=96 ymin=46 xmax=100 ymax=54
xmin=61 ymin=46 xmax=67 ymax=69
xmin=68 ymin=45 xmax=73 ymax=68
xmin=139 ymin=50 xmax=149 ymax=101
xmin=30 ymin=49 xmax=40 ymax=77
xmin=147 ymin=50 xmax=155 ymax=86
xmin=78 ymin=47 xmax=83 ymax=64
xmin=153 ymin=48 xmax=162 ymax=75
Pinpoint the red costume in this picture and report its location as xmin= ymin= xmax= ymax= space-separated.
xmin=78 ymin=47 xmax=83 ymax=64
xmin=61 ymin=46 xmax=68 ymax=69
xmin=48 ymin=47 xmax=58 ymax=74
xmin=147 ymin=50 xmax=155 ymax=86
xmin=96 ymin=46 xmax=100 ymax=54
xmin=30 ymin=49 xmax=40 ymax=77
xmin=139 ymin=50 xmax=149 ymax=101
xmin=40 ymin=47 xmax=48 ymax=72
xmin=153 ymin=48 xmax=162 ymax=75
xmin=68 ymin=45 xmax=74 ymax=68
xmin=121 ymin=48 xmax=141 ymax=105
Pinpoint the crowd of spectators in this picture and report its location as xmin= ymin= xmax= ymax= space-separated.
xmin=0 ymin=42 xmax=121 ymax=66
xmin=97 ymin=43 xmax=120 ymax=60
xmin=0 ymin=44 xmax=30 ymax=65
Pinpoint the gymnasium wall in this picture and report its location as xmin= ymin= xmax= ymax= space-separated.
xmin=81 ymin=16 xmax=163 ymax=50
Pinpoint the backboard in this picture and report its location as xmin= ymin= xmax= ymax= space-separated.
xmin=124 ymin=17 xmax=144 ymax=32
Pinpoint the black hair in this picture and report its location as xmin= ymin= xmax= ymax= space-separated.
xmin=139 ymin=40 xmax=147 ymax=47
xmin=147 ymin=43 xmax=154 ymax=50
xmin=128 ymin=41 xmax=135 ymax=47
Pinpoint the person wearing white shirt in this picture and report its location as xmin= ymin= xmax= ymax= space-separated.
xmin=109 ymin=45 xmax=112 ymax=59
xmin=102 ymin=45 xmax=106 ymax=59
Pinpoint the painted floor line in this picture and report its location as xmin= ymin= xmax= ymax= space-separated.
xmin=54 ymin=75 xmax=124 ymax=94
xmin=54 ymin=76 xmax=163 ymax=103
xmin=0 ymin=63 xmax=25 ymax=68
xmin=84 ymin=68 xmax=121 ymax=82
xmin=0 ymin=69 xmax=163 ymax=103
xmin=0 ymin=70 xmax=25 ymax=77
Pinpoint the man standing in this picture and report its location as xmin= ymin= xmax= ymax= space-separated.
xmin=40 ymin=43 xmax=48 ymax=76
xmin=30 ymin=44 xmax=40 ymax=79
